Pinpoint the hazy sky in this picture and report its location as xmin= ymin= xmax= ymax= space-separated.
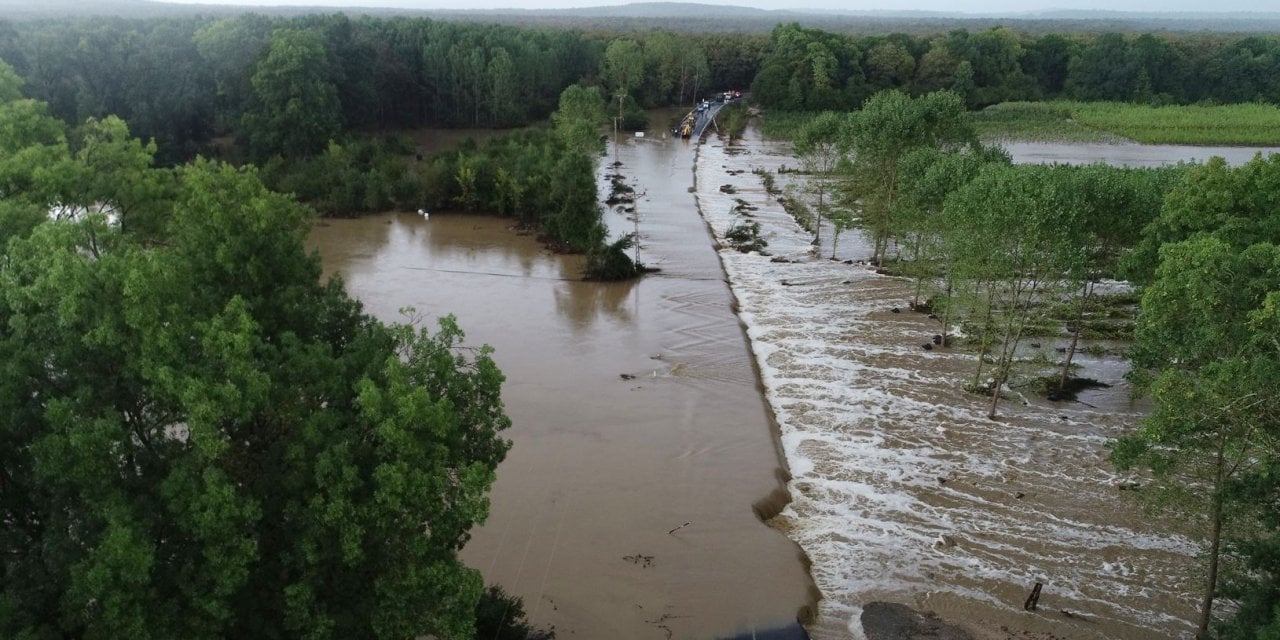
xmin=156 ymin=0 xmax=1272 ymax=13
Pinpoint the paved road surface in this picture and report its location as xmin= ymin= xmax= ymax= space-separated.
xmin=691 ymin=100 xmax=729 ymax=139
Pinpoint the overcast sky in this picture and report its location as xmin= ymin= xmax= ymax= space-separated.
xmin=156 ymin=0 xmax=1272 ymax=13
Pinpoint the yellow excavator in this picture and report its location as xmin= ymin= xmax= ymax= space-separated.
xmin=677 ymin=111 xmax=696 ymax=138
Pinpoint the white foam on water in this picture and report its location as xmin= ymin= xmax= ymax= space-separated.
xmin=694 ymin=131 xmax=1200 ymax=639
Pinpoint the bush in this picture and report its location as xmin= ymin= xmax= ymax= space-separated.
xmin=474 ymin=586 xmax=556 ymax=640
xmin=724 ymin=221 xmax=768 ymax=253
xmin=584 ymin=233 xmax=640 ymax=281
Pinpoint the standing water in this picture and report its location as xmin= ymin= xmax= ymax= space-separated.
xmin=1000 ymin=141 xmax=1280 ymax=167
xmin=308 ymin=126 xmax=815 ymax=639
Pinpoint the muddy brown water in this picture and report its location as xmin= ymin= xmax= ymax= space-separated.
xmin=308 ymin=127 xmax=815 ymax=639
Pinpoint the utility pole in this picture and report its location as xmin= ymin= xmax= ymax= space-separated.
xmin=614 ymin=91 xmax=625 ymax=164
xmin=612 ymin=90 xmax=637 ymax=265
xmin=633 ymin=196 xmax=640 ymax=265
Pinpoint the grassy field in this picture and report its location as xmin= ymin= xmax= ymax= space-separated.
xmin=758 ymin=111 xmax=824 ymax=140
xmin=765 ymin=101 xmax=1280 ymax=146
xmin=971 ymin=101 xmax=1280 ymax=145
xmin=967 ymin=102 xmax=1118 ymax=143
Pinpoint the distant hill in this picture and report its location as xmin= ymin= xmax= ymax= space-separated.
xmin=488 ymin=2 xmax=780 ymax=17
xmin=1 ymin=0 xmax=1279 ymax=34
xmin=1029 ymin=8 xmax=1280 ymax=21
xmin=422 ymin=4 xmax=1280 ymax=34
xmin=0 ymin=0 xmax=235 ymax=19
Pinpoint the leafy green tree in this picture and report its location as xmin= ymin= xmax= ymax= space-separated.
xmin=542 ymin=152 xmax=605 ymax=252
xmin=839 ymin=89 xmax=973 ymax=267
xmin=473 ymin=586 xmax=555 ymax=640
xmin=1115 ymin=155 xmax=1280 ymax=640
xmin=551 ymin=84 xmax=606 ymax=156
xmin=601 ymin=39 xmax=645 ymax=108
xmin=42 ymin=116 xmax=172 ymax=238
xmin=1066 ymin=33 xmax=1139 ymax=101
xmin=192 ymin=15 xmax=275 ymax=132
xmin=944 ymin=164 xmax=1086 ymax=418
xmin=241 ymin=27 xmax=342 ymax=160
xmin=913 ymin=38 xmax=960 ymax=93
xmin=0 ymin=58 xmax=24 ymax=102
xmin=1050 ymin=164 xmax=1179 ymax=390
xmin=640 ymin=32 xmax=680 ymax=105
xmin=793 ymin=111 xmax=843 ymax=248
xmin=864 ymin=40 xmax=915 ymax=91
xmin=1127 ymin=155 xmax=1280 ymax=285
xmin=750 ymin=23 xmax=864 ymax=111
xmin=966 ymin=27 xmax=1035 ymax=106
xmin=584 ymin=233 xmax=639 ymax=281
xmin=1020 ymin=33 xmax=1076 ymax=97
xmin=0 ymin=64 xmax=70 ymax=244
xmin=1216 ymin=293 xmax=1280 ymax=640
xmin=1115 ymin=236 xmax=1280 ymax=640
xmin=1 ymin=104 xmax=510 ymax=639
xmin=893 ymin=145 xmax=1008 ymax=323
xmin=486 ymin=47 xmax=520 ymax=126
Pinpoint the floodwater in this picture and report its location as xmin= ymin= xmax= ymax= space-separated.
xmin=309 ymin=127 xmax=1217 ymax=640
xmin=1000 ymin=140 xmax=1280 ymax=167
xmin=694 ymin=132 xmax=1202 ymax=639
xmin=308 ymin=123 xmax=814 ymax=639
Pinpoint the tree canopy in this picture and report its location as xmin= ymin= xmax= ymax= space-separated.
xmin=1112 ymin=154 xmax=1280 ymax=638
xmin=0 ymin=76 xmax=511 ymax=640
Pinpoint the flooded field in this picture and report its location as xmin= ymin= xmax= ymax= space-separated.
xmin=1000 ymin=140 xmax=1280 ymax=167
xmin=694 ymin=131 xmax=1206 ymax=638
xmin=308 ymin=126 xmax=813 ymax=640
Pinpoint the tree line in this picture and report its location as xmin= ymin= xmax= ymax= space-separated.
xmin=5 ymin=15 xmax=1280 ymax=168
xmin=0 ymin=15 xmax=749 ymax=164
xmin=750 ymin=22 xmax=1280 ymax=112
xmin=781 ymin=88 xmax=1280 ymax=638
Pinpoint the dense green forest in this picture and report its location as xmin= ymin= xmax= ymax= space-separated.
xmin=2 ymin=14 xmax=1280 ymax=165
xmin=0 ymin=59 xmax=565 ymax=639
xmin=750 ymin=23 xmax=1280 ymax=111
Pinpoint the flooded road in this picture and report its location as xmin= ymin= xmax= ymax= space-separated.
xmin=695 ymin=132 xmax=1201 ymax=639
xmin=308 ymin=127 xmax=814 ymax=639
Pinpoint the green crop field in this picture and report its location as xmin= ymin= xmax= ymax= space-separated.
xmin=968 ymin=102 xmax=1118 ymax=143
xmin=758 ymin=111 xmax=824 ymax=140
xmin=972 ymin=101 xmax=1280 ymax=146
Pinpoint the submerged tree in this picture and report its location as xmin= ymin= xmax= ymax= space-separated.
xmin=944 ymin=163 xmax=1086 ymax=418
xmin=1050 ymin=163 xmax=1179 ymax=392
xmin=793 ymin=111 xmax=843 ymax=248
xmin=839 ymin=89 xmax=973 ymax=266
xmin=551 ymin=84 xmax=606 ymax=157
xmin=892 ymin=144 xmax=1009 ymax=321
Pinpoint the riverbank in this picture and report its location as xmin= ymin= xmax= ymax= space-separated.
xmin=692 ymin=127 xmax=1200 ymax=639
